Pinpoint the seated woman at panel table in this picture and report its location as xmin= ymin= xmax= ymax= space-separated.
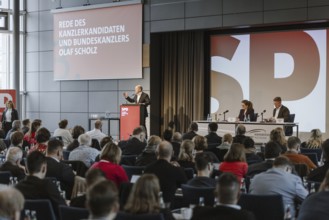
xmin=238 ymin=100 xmax=255 ymax=122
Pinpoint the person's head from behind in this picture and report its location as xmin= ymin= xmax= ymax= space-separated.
xmin=72 ymin=125 xmax=85 ymax=139
xmin=273 ymin=156 xmax=293 ymax=173
xmin=22 ymin=119 xmax=30 ymax=128
xmin=224 ymin=143 xmax=246 ymax=162
xmin=124 ymin=174 xmax=160 ymax=214
xmin=78 ymin=133 xmax=92 ymax=146
xmin=264 ymin=141 xmax=282 ymax=159
xmin=10 ymin=131 xmax=24 ymax=147
xmin=132 ymin=127 xmax=145 ymax=142
xmin=87 ymin=180 xmax=119 ymax=219
xmin=287 ymin=136 xmax=301 ymax=151
xmin=35 ymin=127 xmax=51 ymax=144
xmin=273 ymin=96 xmax=282 ymax=108
xmin=12 ymin=120 xmax=21 ymax=130
xmin=134 ymin=85 xmax=143 ymax=94
xmin=189 ymin=122 xmax=198 ymax=132
xmin=195 ymin=153 xmax=213 ymax=177
xmin=156 ymin=141 xmax=173 ymax=161
xmin=236 ymin=124 xmax=246 ymax=135
xmin=321 ymin=139 xmax=329 ymax=162
xmin=46 ymin=139 xmax=64 ymax=160
xmin=243 ymin=137 xmax=255 ymax=150
xmin=0 ymin=187 xmax=24 ymax=220
xmin=146 ymin=135 xmax=161 ymax=152
xmin=58 ymin=119 xmax=68 ymax=129
xmin=30 ymin=120 xmax=42 ymax=133
xmin=100 ymin=142 xmax=122 ymax=164
xmin=193 ymin=135 xmax=208 ymax=151
xmin=178 ymin=140 xmax=195 ymax=161
xmin=85 ymin=169 xmax=106 ymax=188
xmin=100 ymin=136 xmax=113 ymax=149
xmin=5 ymin=147 xmax=23 ymax=166
xmin=308 ymin=129 xmax=323 ymax=148
xmin=270 ymin=127 xmax=286 ymax=144
xmin=208 ymin=122 xmax=218 ymax=133
xmin=216 ymin=173 xmax=240 ymax=205
xmin=172 ymin=132 xmax=182 ymax=142
xmin=94 ymin=120 xmax=102 ymax=130
xmin=223 ymin=133 xmax=233 ymax=144
xmin=26 ymin=151 xmax=47 ymax=178
xmin=163 ymin=129 xmax=173 ymax=142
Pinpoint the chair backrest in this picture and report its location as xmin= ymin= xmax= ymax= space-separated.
xmin=302 ymin=153 xmax=318 ymax=166
xmin=21 ymin=199 xmax=56 ymax=220
xmin=184 ymin=168 xmax=194 ymax=180
xmin=238 ymin=194 xmax=284 ymax=220
xmin=0 ymin=171 xmax=12 ymax=185
xmin=289 ymin=114 xmax=295 ymax=122
xmin=252 ymin=113 xmax=258 ymax=122
xmin=59 ymin=205 xmax=89 ymax=220
xmin=120 ymin=155 xmax=137 ymax=166
xmin=115 ymin=211 xmax=164 ymax=220
xmin=62 ymin=150 xmax=71 ymax=161
xmin=62 ymin=160 xmax=89 ymax=177
xmin=300 ymin=148 xmax=322 ymax=161
xmin=294 ymin=163 xmax=308 ymax=179
xmin=122 ymin=165 xmax=145 ymax=180
xmin=181 ymin=184 xmax=215 ymax=207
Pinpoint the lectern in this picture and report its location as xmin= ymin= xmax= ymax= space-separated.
xmin=120 ymin=104 xmax=145 ymax=140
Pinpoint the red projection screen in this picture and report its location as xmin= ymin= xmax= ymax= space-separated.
xmin=52 ymin=2 xmax=142 ymax=80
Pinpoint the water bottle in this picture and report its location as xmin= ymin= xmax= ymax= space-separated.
xmin=159 ymin=191 xmax=165 ymax=209
xmin=199 ymin=197 xmax=205 ymax=206
xmin=247 ymin=115 xmax=250 ymax=122
xmin=207 ymin=114 xmax=211 ymax=122
xmin=31 ymin=210 xmax=37 ymax=220
xmin=24 ymin=209 xmax=31 ymax=220
xmin=284 ymin=204 xmax=292 ymax=220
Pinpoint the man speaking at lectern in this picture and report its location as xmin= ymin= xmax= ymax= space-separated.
xmin=123 ymin=85 xmax=150 ymax=128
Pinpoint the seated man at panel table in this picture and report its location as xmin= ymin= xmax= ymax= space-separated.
xmin=249 ymin=156 xmax=308 ymax=218
xmin=192 ymin=172 xmax=255 ymax=220
xmin=308 ymin=139 xmax=329 ymax=182
xmin=284 ymin=136 xmax=317 ymax=172
xmin=45 ymin=139 xmax=75 ymax=200
xmin=15 ymin=151 xmax=67 ymax=217
xmin=187 ymin=153 xmax=216 ymax=188
xmin=272 ymin=96 xmax=290 ymax=122
xmin=144 ymin=141 xmax=187 ymax=205
xmin=86 ymin=120 xmax=107 ymax=144
xmin=182 ymin=122 xmax=198 ymax=141
xmin=122 ymin=127 xmax=146 ymax=156
xmin=205 ymin=122 xmax=222 ymax=146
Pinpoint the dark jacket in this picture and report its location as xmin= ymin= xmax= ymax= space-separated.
xmin=205 ymin=132 xmax=222 ymax=145
xmin=273 ymin=105 xmax=290 ymax=122
xmin=135 ymin=151 xmax=157 ymax=166
xmin=0 ymin=161 xmax=25 ymax=180
xmin=182 ymin=131 xmax=197 ymax=141
xmin=307 ymin=161 xmax=329 ymax=182
xmin=238 ymin=108 xmax=255 ymax=122
xmin=1 ymin=108 xmax=19 ymax=123
xmin=192 ymin=205 xmax=255 ymax=220
xmin=125 ymin=92 xmax=151 ymax=117
xmin=122 ymin=137 xmax=147 ymax=155
xmin=247 ymin=160 xmax=274 ymax=178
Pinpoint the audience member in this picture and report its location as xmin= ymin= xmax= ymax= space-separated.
xmin=194 ymin=135 xmax=219 ymax=163
xmin=46 ymin=139 xmax=75 ymax=200
xmin=0 ymin=147 xmax=25 ymax=180
xmin=1 ymin=100 xmax=19 ymax=136
xmin=217 ymin=133 xmax=233 ymax=150
xmin=163 ymin=121 xmax=175 ymax=142
xmin=308 ymin=139 xmax=329 ymax=182
xmin=247 ymin=141 xmax=282 ymax=177
xmin=69 ymin=133 xmax=99 ymax=167
xmin=5 ymin=120 xmax=21 ymax=141
xmin=182 ymin=122 xmax=198 ymax=140
xmin=15 ymin=151 xmax=67 ymax=217
xmin=233 ymin=124 xmax=247 ymax=144
xmin=144 ymin=141 xmax=187 ymax=204
xmin=191 ymin=172 xmax=255 ymax=220
xmin=86 ymin=120 xmax=107 ymax=144
xmin=0 ymin=187 xmax=25 ymax=220
xmin=124 ymin=174 xmax=175 ymax=220
xmin=21 ymin=119 xmax=30 ymax=135
xmin=243 ymin=138 xmax=262 ymax=165
xmin=219 ymin=143 xmax=248 ymax=183
xmin=284 ymin=136 xmax=316 ymax=172
xmin=70 ymin=168 xmax=106 ymax=208
xmin=250 ymin=156 xmax=308 ymax=217
xmin=187 ymin=153 xmax=216 ymax=187
xmin=53 ymin=119 xmax=74 ymax=147
xmin=90 ymin=142 xmax=128 ymax=188
xmin=0 ymin=129 xmax=6 ymax=152
xmin=23 ymin=119 xmax=41 ymax=146
xmin=270 ymin=127 xmax=288 ymax=153
xmin=205 ymin=122 xmax=222 ymax=145
xmin=136 ymin=135 xmax=161 ymax=166
xmin=122 ymin=127 xmax=146 ymax=155
xmin=171 ymin=132 xmax=182 ymax=158
xmin=66 ymin=125 xmax=85 ymax=151
xmin=29 ymin=127 xmax=51 ymax=154
xmin=9 ymin=131 xmax=26 ymax=157
xmin=302 ymin=129 xmax=323 ymax=149
xmin=86 ymin=180 xmax=119 ymax=220
xmin=177 ymin=140 xmax=195 ymax=170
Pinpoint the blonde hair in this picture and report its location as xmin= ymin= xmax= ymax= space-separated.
xmin=100 ymin=143 xmax=122 ymax=164
xmin=224 ymin=143 xmax=246 ymax=162
xmin=306 ymin=129 xmax=323 ymax=149
xmin=270 ymin=127 xmax=287 ymax=147
xmin=178 ymin=140 xmax=195 ymax=161
xmin=193 ymin=135 xmax=208 ymax=151
xmin=0 ymin=187 xmax=24 ymax=219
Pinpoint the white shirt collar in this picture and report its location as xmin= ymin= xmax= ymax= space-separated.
xmin=218 ymin=203 xmax=241 ymax=210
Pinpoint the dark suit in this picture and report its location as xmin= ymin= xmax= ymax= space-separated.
xmin=307 ymin=161 xmax=329 ymax=182
xmin=125 ymin=92 xmax=151 ymax=127
xmin=122 ymin=137 xmax=146 ymax=155
xmin=192 ymin=205 xmax=255 ymax=220
xmin=298 ymin=191 xmax=329 ymax=220
xmin=144 ymin=159 xmax=187 ymax=203
xmin=182 ymin=131 xmax=197 ymax=140
xmin=46 ymin=157 xmax=75 ymax=200
xmin=205 ymin=132 xmax=222 ymax=145
xmin=0 ymin=161 xmax=25 ymax=180
xmin=247 ymin=160 xmax=274 ymax=177
xmin=15 ymin=175 xmax=67 ymax=217
xmin=273 ymin=105 xmax=290 ymax=122
xmin=238 ymin=108 xmax=255 ymax=122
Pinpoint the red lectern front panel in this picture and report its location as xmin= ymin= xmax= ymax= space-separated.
xmin=120 ymin=104 xmax=141 ymax=140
